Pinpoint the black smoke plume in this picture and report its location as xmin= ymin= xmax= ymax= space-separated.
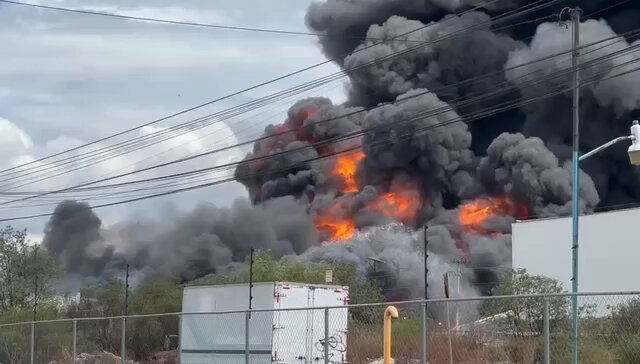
xmin=42 ymin=0 xmax=640 ymax=299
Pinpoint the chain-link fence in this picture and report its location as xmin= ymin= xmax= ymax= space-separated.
xmin=1 ymin=292 xmax=640 ymax=364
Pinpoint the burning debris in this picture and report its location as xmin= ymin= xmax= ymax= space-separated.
xmin=42 ymin=0 xmax=640 ymax=299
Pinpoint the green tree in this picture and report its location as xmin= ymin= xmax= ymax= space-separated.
xmin=126 ymin=278 xmax=182 ymax=360
xmin=0 ymin=226 xmax=63 ymax=364
xmin=0 ymin=226 xmax=61 ymax=312
xmin=66 ymin=278 xmax=183 ymax=361
xmin=484 ymin=269 xmax=568 ymax=335
xmin=66 ymin=280 xmax=124 ymax=353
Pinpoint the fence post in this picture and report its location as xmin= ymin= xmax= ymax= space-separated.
xmin=324 ymin=307 xmax=329 ymax=363
xmin=446 ymin=301 xmax=453 ymax=364
xmin=245 ymin=311 xmax=250 ymax=364
xmin=121 ymin=317 xmax=126 ymax=364
xmin=73 ymin=319 xmax=77 ymax=364
xmin=177 ymin=314 xmax=182 ymax=364
xmin=544 ymin=296 xmax=551 ymax=364
xmin=421 ymin=302 xmax=427 ymax=364
xmin=30 ymin=322 xmax=35 ymax=364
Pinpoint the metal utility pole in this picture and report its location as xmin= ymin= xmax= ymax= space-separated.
xmin=121 ymin=264 xmax=129 ymax=364
xmin=33 ymin=275 xmax=38 ymax=322
xmin=249 ymin=247 xmax=254 ymax=312
xmin=421 ymin=225 xmax=428 ymax=364
xmin=568 ymin=7 xmax=582 ymax=364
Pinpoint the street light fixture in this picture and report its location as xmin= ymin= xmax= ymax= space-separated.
xmin=627 ymin=121 xmax=640 ymax=166
xmin=579 ymin=120 xmax=640 ymax=164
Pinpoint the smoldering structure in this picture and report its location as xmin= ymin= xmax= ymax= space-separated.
xmin=43 ymin=0 xmax=640 ymax=298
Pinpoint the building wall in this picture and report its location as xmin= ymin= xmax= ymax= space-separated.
xmin=512 ymin=207 xmax=640 ymax=292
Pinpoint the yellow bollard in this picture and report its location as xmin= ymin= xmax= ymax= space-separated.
xmin=384 ymin=305 xmax=399 ymax=364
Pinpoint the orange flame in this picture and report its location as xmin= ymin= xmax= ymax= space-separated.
xmin=458 ymin=196 xmax=525 ymax=234
xmin=333 ymin=151 xmax=365 ymax=193
xmin=314 ymin=216 xmax=355 ymax=242
xmin=368 ymin=189 xmax=421 ymax=222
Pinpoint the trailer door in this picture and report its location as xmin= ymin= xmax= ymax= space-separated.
xmin=310 ymin=287 xmax=349 ymax=363
xmin=272 ymin=283 xmax=309 ymax=363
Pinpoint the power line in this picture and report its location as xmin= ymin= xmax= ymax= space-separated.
xmin=2 ymin=59 xmax=637 ymax=221
xmin=0 ymin=0 xmax=470 ymax=43
xmin=0 ymin=0 xmax=558 ymax=180
xmin=0 ymin=1 xmax=591 ymax=194
xmin=1 ymin=0 xmax=555 ymax=188
xmin=2 ymin=34 xmax=638 ymax=208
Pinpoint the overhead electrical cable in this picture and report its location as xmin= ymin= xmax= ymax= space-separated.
xmin=2 ymin=27 xmax=637 ymax=204
xmin=0 ymin=0 xmax=560 ymax=180
xmin=2 ymin=60 xmax=638 ymax=222
xmin=2 ymin=50 xmax=637 ymax=211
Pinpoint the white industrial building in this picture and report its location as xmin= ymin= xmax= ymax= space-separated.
xmin=512 ymin=206 xmax=640 ymax=292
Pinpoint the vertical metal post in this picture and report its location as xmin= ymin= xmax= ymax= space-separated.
xmin=446 ymin=301 xmax=453 ymax=364
xmin=544 ymin=297 xmax=551 ymax=364
xmin=324 ymin=307 xmax=330 ymax=363
xmin=177 ymin=314 xmax=182 ymax=364
xmin=455 ymin=263 xmax=461 ymax=329
xmin=73 ymin=319 xmax=77 ymax=364
xmin=249 ymin=248 xmax=254 ymax=320
xmin=122 ymin=264 xmax=129 ymax=364
xmin=121 ymin=317 xmax=126 ymax=364
xmin=421 ymin=304 xmax=427 ymax=364
xmin=245 ymin=311 xmax=250 ymax=364
xmin=569 ymin=7 xmax=581 ymax=364
xmin=30 ymin=322 xmax=35 ymax=364
xmin=422 ymin=225 xmax=428 ymax=364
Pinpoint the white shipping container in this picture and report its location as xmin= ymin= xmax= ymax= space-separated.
xmin=180 ymin=282 xmax=349 ymax=364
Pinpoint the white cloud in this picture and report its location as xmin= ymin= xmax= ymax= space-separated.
xmin=0 ymin=0 xmax=346 ymax=234
xmin=0 ymin=118 xmax=34 ymax=161
xmin=0 ymin=115 xmax=247 ymax=231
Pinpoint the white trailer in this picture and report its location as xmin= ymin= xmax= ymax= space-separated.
xmin=180 ymin=282 xmax=349 ymax=364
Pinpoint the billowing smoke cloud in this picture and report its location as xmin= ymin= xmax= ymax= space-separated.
xmin=42 ymin=0 xmax=640 ymax=298
xmin=477 ymin=132 xmax=599 ymax=216
xmin=44 ymin=198 xmax=316 ymax=285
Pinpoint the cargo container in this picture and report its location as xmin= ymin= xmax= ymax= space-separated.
xmin=180 ymin=282 xmax=349 ymax=364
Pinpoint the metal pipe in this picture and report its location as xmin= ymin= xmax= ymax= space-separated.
xmin=30 ymin=322 xmax=35 ymax=364
xmin=422 ymin=225 xmax=428 ymax=364
xmin=324 ymin=307 xmax=329 ymax=363
xmin=177 ymin=314 xmax=182 ymax=364
xmin=544 ymin=297 xmax=551 ymax=364
xmin=569 ymin=7 xmax=582 ymax=364
xmin=245 ymin=311 xmax=250 ymax=364
xmin=73 ymin=319 xmax=77 ymax=364
xmin=384 ymin=306 xmax=399 ymax=364
xmin=446 ymin=301 xmax=453 ymax=364
xmin=421 ymin=303 xmax=427 ymax=364
xmin=579 ymin=136 xmax=634 ymax=161
xmin=121 ymin=318 xmax=126 ymax=364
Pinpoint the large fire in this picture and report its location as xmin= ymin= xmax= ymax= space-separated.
xmin=314 ymin=215 xmax=355 ymax=242
xmin=458 ymin=196 xmax=527 ymax=234
xmin=368 ymin=189 xmax=421 ymax=222
xmin=333 ymin=151 xmax=365 ymax=193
